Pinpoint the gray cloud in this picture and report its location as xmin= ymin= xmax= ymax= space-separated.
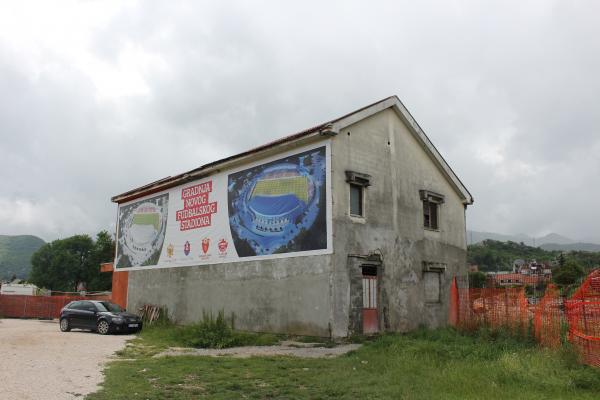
xmin=0 ymin=0 xmax=598 ymax=242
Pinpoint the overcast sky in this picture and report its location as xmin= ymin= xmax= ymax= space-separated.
xmin=0 ymin=0 xmax=598 ymax=243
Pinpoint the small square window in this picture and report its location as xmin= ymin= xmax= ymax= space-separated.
xmin=350 ymin=184 xmax=363 ymax=216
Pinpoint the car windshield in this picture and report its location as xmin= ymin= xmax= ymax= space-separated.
xmin=96 ymin=302 xmax=123 ymax=313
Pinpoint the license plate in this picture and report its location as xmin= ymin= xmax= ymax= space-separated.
xmin=128 ymin=324 xmax=139 ymax=328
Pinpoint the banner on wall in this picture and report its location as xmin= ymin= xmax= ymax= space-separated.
xmin=115 ymin=142 xmax=331 ymax=270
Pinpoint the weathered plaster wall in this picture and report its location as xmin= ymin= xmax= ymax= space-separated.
xmin=128 ymin=254 xmax=333 ymax=336
xmin=329 ymin=108 xmax=468 ymax=336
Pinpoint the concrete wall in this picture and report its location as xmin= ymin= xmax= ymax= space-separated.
xmin=127 ymin=254 xmax=333 ymax=336
xmin=329 ymin=108 xmax=468 ymax=336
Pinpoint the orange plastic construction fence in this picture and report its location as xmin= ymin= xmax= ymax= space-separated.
xmin=0 ymin=294 xmax=110 ymax=319
xmin=564 ymin=269 xmax=600 ymax=367
xmin=449 ymin=277 xmax=529 ymax=335
xmin=449 ymin=270 xmax=600 ymax=368
xmin=534 ymin=284 xmax=562 ymax=348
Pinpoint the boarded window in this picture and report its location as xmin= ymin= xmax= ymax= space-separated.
xmin=424 ymin=272 xmax=441 ymax=303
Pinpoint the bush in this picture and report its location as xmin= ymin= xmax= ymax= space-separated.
xmin=180 ymin=310 xmax=239 ymax=349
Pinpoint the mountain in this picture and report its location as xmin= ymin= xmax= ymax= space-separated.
xmin=540 ymin=242 xmax=600 ymax=252
xmin=0 ymin=235 xmax=46 ymax=280
xmin=536 ymin=233 xmax=575 ymax=246
xmin=467 ymin=230 xmax=598 ymax=251
xmin=467 ymin=231 xmax=534 ymax=246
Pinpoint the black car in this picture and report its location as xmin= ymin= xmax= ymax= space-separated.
xmin=59 ymin=300 xmax=143 ymax=334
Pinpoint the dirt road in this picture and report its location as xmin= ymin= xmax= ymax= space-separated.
xmin=0 ymin=318 xmax=132 ymax=400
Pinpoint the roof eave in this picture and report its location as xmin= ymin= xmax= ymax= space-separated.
xmin=111 ymin=127 xmax=332 ymax=204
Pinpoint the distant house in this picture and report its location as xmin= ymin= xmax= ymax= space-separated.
xmin=514 ymin=259 xmax=549 ymax=276
xmin=487 ymin=272 xmax=551 ymax=287
xmin=468 ymin=264 xmax=479 ymax=273
xmin=512 ymin=259 xmax=526 ymax=272
xmin=0 ymin=283 xmax=39 ymax=296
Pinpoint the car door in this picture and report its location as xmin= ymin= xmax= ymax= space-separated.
xmin=80 ymin=301 xmax=98 ymax=329
xmin=66 ymin=301 xmax=87 ymax=328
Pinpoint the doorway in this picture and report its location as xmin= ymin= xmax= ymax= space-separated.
xmin=362 ymin=265 xmax=379 ymax=334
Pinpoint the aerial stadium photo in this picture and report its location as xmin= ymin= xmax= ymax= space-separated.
xmin=227 ymin=146 xmax=327 ymax=257
xmin=115 ymin=193 xmax=169 ymax=268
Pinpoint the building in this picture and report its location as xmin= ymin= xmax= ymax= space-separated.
xmin=111 ymin=96 xmax=473 ymax=337
xmin=512 ymin=259 xmax=526 ymax=273
xmin=487 ymin=272 xmax=551 ymax=287
xmin=489 ymin=259 xmax=552 ymax=287
xmin=0 ymin=283 xmax=40 ymax=296
xmin=468 ymin=264 xmax=479 ymax=273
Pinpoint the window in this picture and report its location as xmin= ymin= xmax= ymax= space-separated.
xmin=346 ymin=171 xmax=371 ymax=218
xmin=96 ymin=301 xmax=123 ymax=313
xmin=69 ymin=301 xmax=84 ymax=310
xmin=422 ymin=261 xmax=445 ymax=303
xmin=423 ymin=200 xmax=438 ymax=229
xmin=350 ymin=184 xmax=363 ymax=216
xmin=424 ymin=272 xmax=441 ymax=303
xmin=420 ymin=190 xmax=444 ymax=230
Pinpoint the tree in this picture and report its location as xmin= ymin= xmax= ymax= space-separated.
xmin=87 ymin=231 xmax=115 ymax=290
xmin=558 ymin=252 xmax=566 ymax=268
xmin=29 ymin=231 xmax=115 ymax=292
xmin=553 ymin=260 xmax=585 ymax=286
xmin=469 ymin=271 xmax=487 ymax=288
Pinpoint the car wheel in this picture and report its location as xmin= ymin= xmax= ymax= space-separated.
xmin=59 ymin=318 xmax=71 ymax=332
xmin=97 ymin=320 xmax=110 ymax=335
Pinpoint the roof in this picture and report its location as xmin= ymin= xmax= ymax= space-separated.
xmin=488 ymin=273 xmax=550 ymax=284
xmin=112 ymin=96 xmax=474 ymax=205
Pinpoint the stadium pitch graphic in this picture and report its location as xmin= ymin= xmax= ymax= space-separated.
xmin=227 ymin=146 xmax=327 ymax=256
xmin=115 ymin=193 xmax=169 ymax=268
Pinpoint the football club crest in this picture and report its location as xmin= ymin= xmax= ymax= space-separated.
xmin=166 ymin=243 xmax=174 ymax=258
xmin=218 ymin=238 xmax=228 ymax=254
xmin=202 ymin=238 xmax=210 ymax=254
xmin=183 ymin=241 xmax=191 ymax=256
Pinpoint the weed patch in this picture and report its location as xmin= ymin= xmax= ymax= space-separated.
xmin=137 ymin=310 xmax=282 ymax=351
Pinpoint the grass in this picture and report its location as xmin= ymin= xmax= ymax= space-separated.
xmin=89 ymin=327 xmax=600 ymax=399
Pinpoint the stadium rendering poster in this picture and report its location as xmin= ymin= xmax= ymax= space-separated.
xmin=115 ymin=142 xmax=331 ymax=270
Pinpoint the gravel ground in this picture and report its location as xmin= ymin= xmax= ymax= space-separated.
xmin=154 ymin=342 xmax=362 ymax=359
xmin=0 ymin=318 xmax=133 ymax=400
